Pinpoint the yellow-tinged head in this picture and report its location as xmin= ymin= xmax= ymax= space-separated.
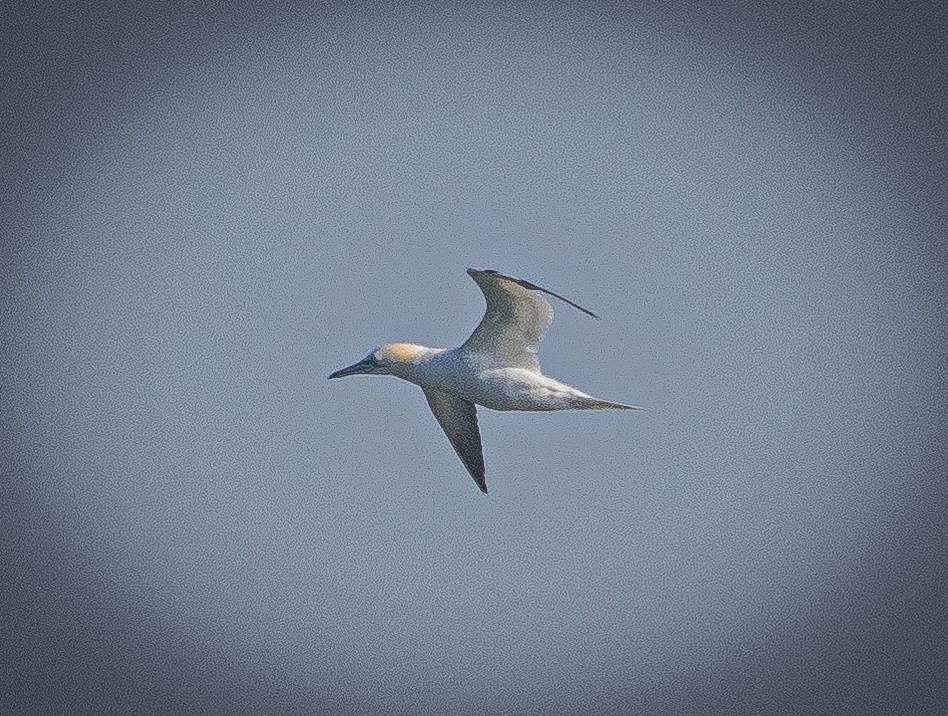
xmin=374 ymin=342 xmax=427 ymax=365
xmin=328 ymin=343 xmax=429 ymax=380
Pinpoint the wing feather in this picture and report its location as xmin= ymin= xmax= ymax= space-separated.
xmin=461 ymin=269 xmax=597 ymax=372
xmin=422 ymin=387 xmax=487 ymax=493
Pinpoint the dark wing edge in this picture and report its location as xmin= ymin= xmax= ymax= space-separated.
xmin=422 ymin=387 xmax=488 ymax=494
xmin=467 ymin=268 xmax=600 ymax=320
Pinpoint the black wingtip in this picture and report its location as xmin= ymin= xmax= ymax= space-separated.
xmin=468 ymin=268 xmax=601 ymax=319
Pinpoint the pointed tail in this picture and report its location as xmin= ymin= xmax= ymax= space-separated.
xmin=587 ymin=398 xmax=646 ymax=411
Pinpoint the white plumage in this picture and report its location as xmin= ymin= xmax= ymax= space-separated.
xmin=329 ymin=268 xmax=643 ymax=493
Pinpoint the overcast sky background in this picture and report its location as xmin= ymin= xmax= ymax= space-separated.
xmin=3 ymin=1 xmax=947 ymax=714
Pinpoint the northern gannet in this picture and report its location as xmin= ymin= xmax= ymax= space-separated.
xmin=329 ymin=269 xmax=643 ymax=493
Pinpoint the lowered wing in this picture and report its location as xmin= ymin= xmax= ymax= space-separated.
xmin=423 ymin=386 xmax=487 ymax=493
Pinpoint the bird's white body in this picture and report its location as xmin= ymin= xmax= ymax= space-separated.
xmin=330 ymin=268 xmax=643 ymax=492
xmin=398 ymin=347 xmax=610 ymax=412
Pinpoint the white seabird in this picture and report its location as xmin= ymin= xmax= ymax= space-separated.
xmin=329 ymin=268 xmax=644 ymax=493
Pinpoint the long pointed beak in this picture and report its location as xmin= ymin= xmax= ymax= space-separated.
xmin=328 ymin=359 xmax=373 ymax=379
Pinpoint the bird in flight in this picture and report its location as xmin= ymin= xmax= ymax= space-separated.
xmin=329 ymin=269 xmax=644 ymax=493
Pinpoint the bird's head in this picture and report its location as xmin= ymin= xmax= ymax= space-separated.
xmin=328 ymin=343 xmax=428 ymax=380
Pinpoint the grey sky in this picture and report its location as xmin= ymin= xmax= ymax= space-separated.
xmin=3 ymin=2 xmax=946 ymax=714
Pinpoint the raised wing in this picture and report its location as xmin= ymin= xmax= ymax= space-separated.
xmin=422 ymin=387 xmax=487 ymax=493
xmin=461 ymin=269 xmax=598 ymax=372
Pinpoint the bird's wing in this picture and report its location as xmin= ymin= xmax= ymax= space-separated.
xmin=422 ymin=387 xmax=487 ymax=493
xmin=461 ymin=268 xmax=598 ymax=372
